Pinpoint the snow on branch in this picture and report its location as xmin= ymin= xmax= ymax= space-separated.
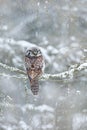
xmin=41 ymin=63 xmax=87 ymax=81
xmin=0 ymin=62 xmax=87 ymax=81
xmin=0 ymin=62 xmax=26 ymax=75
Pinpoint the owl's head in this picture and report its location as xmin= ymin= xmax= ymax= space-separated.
xmin=25 ymin=47 xmax=42 ymax=58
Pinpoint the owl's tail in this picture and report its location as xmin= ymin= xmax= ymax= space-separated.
xmin=30 ymin=78 xmax=39 ymax=95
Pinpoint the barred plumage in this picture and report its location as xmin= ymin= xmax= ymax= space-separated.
xmin=30 ymin=78 xmax=39 ymax=95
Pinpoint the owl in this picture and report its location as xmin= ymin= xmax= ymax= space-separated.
xmin=25 ymin=47 xmax=44 ymax=95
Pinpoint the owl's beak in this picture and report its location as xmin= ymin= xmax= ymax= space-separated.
xmin=33 ymin=51 xmax=38 ymax=55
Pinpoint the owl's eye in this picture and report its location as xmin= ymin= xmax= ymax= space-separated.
xmin=28 ymin=51 xmax=30 ymax=56
xmin=38 ymin=49 xmax=41 ymax=54
xmin=26 ymin=50 xmax=31 ymax=56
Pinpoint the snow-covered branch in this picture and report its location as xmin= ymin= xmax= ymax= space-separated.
xmin=0 ymin=62 xmax=87 ymax=81
xmin=0 ymin=62 xmax=26 ymax=75
xmin=41 ymin=63 xmax=87 ymax=81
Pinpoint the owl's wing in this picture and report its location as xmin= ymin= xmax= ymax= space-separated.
xmin=25 ymin=57 xmax=31 ymax=69
xmin=25 ymin=57 xmax=32 ymax=79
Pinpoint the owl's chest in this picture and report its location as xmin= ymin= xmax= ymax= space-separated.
xmin=25 ymin=56 xmax=42 ymax=69
xmin=29 ymin=57 xmax=38 ymax=69
xmin=29 ymin=57 xmax=37 ymax=64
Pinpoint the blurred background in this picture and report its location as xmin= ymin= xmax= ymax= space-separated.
xmin=0 ymin=0 xmax=87 ymax=130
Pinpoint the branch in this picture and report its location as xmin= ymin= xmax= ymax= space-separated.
xmin=0 ymin=62 xmax=87 ymax=81
xmin=0 ymin=62 xmax=26 ymax=75
xmin=41 ymin=63 xmax=87 ymax=81
xmin=0 ymin=73 xmax=27 ymax=79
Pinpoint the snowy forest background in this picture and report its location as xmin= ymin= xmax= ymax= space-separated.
xmin=0 ymin=0 xmax=87 ymax=130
